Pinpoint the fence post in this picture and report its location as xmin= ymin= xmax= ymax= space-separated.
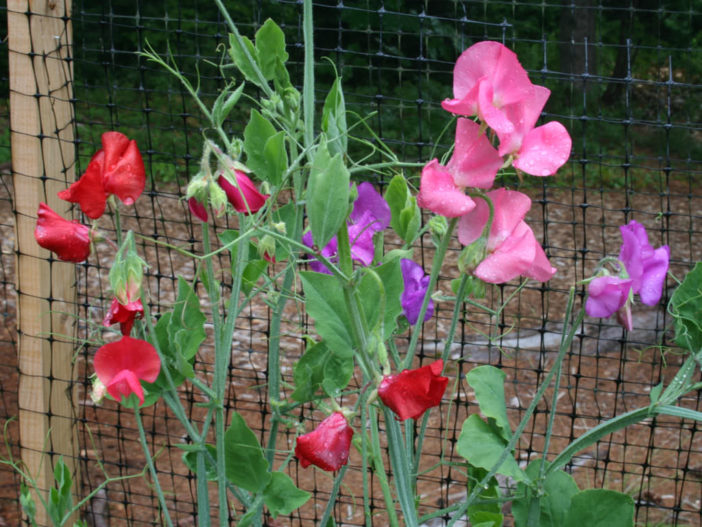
xmin=8 ymin=1 xmax=78 ymax=524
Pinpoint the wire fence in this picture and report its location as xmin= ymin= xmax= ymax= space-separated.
xmin=2 ymin=0 xmax=701 ymax=525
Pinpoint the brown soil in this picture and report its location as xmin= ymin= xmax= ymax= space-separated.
xmin=1 ymin=169 xmax=702 ymax=526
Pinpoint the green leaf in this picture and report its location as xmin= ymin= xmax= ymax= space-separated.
xmin=322 ymin=77 xmax=347 ymax=156
xmin=299 ymin=272 xmax=353 ymax=357
xmin=48 ymin=457 xmax=73 ymax=525
xmin=466 ymin=366 xmax=512 ymax=442
xmin=658 ymin=404 xmax=702 ymax=421
xmin=229 ymin=33 xmax=261 ymax=87
xmin=456 ymin=415 xmax=528 ymax=482
xmin=244 ymin=109 xmax=278 ymax=184
xmin=358 ymin=259 xmax=403 ymax=339
xmin=512 ymin=461 xmax=579 ymax=527
xmin=242 ymin=259 xmax=269 ymax=296
xmin=255 ymin=19 xmax=289 ymax=80
xmin=237 ymin=509 xmax=257 ymax=527
xmin=466 ymin=465 xmax=503 ymax=527
xmin=649 ymin=381 xmax=663 ymax=404
xmin=469 ymin=513 xmax=502 ymax=527
xmin=292 ymin=341 xmax=353 ymax=402
xmin=564 ymin=489 xmax=634 ymax=527
xmin=399 ymin=197 xmax=421 ymax=243
xmin=168 ymin=277 xmax=206 ymax=362
xmin=263 ymin=472 xmax=311 ymax=517
xmin=182 ymin=444 xmax=218 ymax=481
xmin=212 ymin=82 xmax=245 ymax=127
xmin=669 ymin=262 xmax=702 ymax=353
xmin=19 ymin=483 xmax=36 ymax=525
xmin=224 ymin=412 xmax=271 ymax=493
xmin=306 ymin=141 xmax=350 ymax=249
xmin=261 ymin=131 xmax=288 ymax=186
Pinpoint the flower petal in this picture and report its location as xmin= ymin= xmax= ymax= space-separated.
xmin=585 ymin=276 xmax=633 ymax=318
xmin=350 ymin=182 xmax=391 ymax=231
xmin=34 ymin=203 xmax=92 ymax=263
xmin=417 ymin=160 xmax=475 ymax=218
xmin=57 ymin=151 xmax=107 ymax=219
xmin=218 ymin=171 xmax=269 ymax=214
xmin=474 ymin=221 xmax=536 ymax=284
xmin=447 ymin=118 xmax=503 ymax=189
xmin=378 ymin=360 xmax=448 ymax=421
xmin=639 ymin=245 xmax=670 ymax=306
xmin=101 ymin=134 xmax=146 ymax=205
xmin=513 ymin=121 xmax=572 ymax=177
xmin=497 ymin=85 xmax=551 ymax=157
xmin=295 ymin=412 xmax=353 ymax=471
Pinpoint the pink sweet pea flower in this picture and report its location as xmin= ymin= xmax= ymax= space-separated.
xmin=442 ymin=41 xmax=534 ymax=134
xmin=295 ymin=412 xmax=354 ymax=471
xmin=103 ymin=298 xmax=144 ymax=336
xmin=585 ymin=276 xmax=633 ymax=319
xmin=495 ymin=85 xmax=572 ymax=177
xmin=378 ymin=360 xmax=448 ymax=421
xmin=457 ymin=189 xmax=556 ymax=284
xmin=59 ymin=132 xmax=145 ymax=218
xmin=417 ymin=160 xmax=476 ymax=218
xmin=217 ymin=170 xmax=269 ymax=214
xmin=34 ymin=203 xmax=92 ymax=263
xmin=619 ymin=220 xmax=670 ymax=306
xmin=94 ymin=336 xmax=161 ymax=406
xmin=446 ymin=118 xmax=504 ymax=189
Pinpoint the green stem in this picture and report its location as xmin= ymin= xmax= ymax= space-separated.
xmin=196 ymin=450 xmax=211 ymax=527
xmin=319 ymin=465 xmax=349 ymax=527
xmin=348 ymin=161 xmax=425 ymax=174
xmin=134 ymin=406 xmax=174 ymax=527
xmin=447 ymin=288 xmax=584 ymax=527
xmin=302 ymin=0 xmax=315 ymax=153
xmin=402 ymin=217 xmax=458 ymax=370
xmin=369 ymin=408 xmax=400 ymax=527
xmin=413 ymin=273 xmax=469 ymax=478
xmin=383 ymin=408 xmax=419 ymax=527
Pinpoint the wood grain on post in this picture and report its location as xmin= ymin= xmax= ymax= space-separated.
xmin=8 ymin=1 xmax=78 ymax=524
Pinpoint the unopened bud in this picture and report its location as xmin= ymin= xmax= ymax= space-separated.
xmin=209 ymin=182 xmax=228 ymax=217
xmin=428 ymin=216 xmax=448 ymax=239
xmin=185 ymin=176 xmax=209 ymax=202
xmin=458 ymin=238 xmax=486 ymax=275
xmin=272 ymin=221 xmax=287 ymax=235
xmin=90 ymin=377 xmax=107 ymax=405
xmin=258 ymin=235 xmax=276 ymax=263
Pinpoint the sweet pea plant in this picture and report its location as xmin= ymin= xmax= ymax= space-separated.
xmin=21 ymin=2 xmax=702 ymax=526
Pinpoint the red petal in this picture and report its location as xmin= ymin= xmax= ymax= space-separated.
xmin=217 ymin=171 xmax=268 ymax=214
xmin=378 ymin=360 xmax=448 ymax=421
xmin=106 ymin=369 xmax=145 ymax=405
xmin=34 ymin=203 xmax=91 ymax=262
xmin=57 ymin=151 xmax=107 ymax=219
xmin=94 ymin=336 xmax=160 ymax=386
xmin=102 ymin=138 xmax=146 ymax=205
xmin=295 ymin=412 xmax=353 ymax=471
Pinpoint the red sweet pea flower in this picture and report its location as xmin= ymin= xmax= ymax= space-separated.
xmin=295 ymin=412 xmax=353 ymax=471
xmin=59 ymin=132 xmax=145 ymax=219
xmin=34 ymin=203 xmax=92 ymax=262
xmin=103 ymin=298 xmax=144 ymax=336
xmin=94 ymin=336 xmax=160 ymax=406
xmin=378 ymin=360 xmax=449 ymax=421
xmin=188 ymin=197 xmax=208 ymax=222
xmin=217 ymin=170 xmax=269 ymax=215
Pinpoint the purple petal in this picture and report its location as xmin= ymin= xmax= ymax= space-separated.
xmin=585 ymin=276 xmax=633 ymax=318
xmin=350 ymin=182 xmax=391 ymax=231
xmin=639 ymin=245 xmax=670 ymax=305
xmin=401 ymin=259 xmax=434 ymax=325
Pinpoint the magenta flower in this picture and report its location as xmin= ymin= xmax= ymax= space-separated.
xmin=457 ymin=189 xmax=555 ymax=284
xmin=295 ymin=412 xmax=354 ymax=471
xmin=94 ymin=336 xmax=161 ymax=405
xmin=441 ymin=41 xmax=534 ymax=134
xmin=400 ymin=259 xmax=433 ymax=325
xmin=188 ymin=197 xmax=208 ymax=222
xmin=58 ymin=131 xmax=145 ymax=219
xmin=585 ymin=276 xmax=633 ymax=319
xmin=304 ymin=183 xmax=390 ymax=273
xmin=619 ymin=220 xmax=670 ymax=306
xmin=446 ymin=118 xmax=504 ymax=189
xmin=103 ymin=298 xmax=144 ymax=336
xmin=378 ymin=360 xmax=448 ymax=421
xmin=34 ymin=203 xmax=92 ymax=263
xmin=217 ymin=170 xmax=269 ymax=215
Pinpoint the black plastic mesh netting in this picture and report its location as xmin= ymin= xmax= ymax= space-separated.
xmin=2 ymin=0 xmax=701 ymax=525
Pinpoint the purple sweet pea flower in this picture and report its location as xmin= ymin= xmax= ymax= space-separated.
xmin=619 ymin=220 xmax=670 ymax=306
xmin=303 ymin=183 xmax=390 ymax=273
xmin=401 ymin=259 xmax=434 ymax=325
xmin=585 ymin=276 xmax=633 ymax=319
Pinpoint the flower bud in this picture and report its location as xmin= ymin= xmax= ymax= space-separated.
xmin=90 ymin=376 xmax=107 ymax=405
xmin=458 ymin=238 xmax=486 ymax=275
xmin=109 ymin=231 xmax=147 ymax=304
xmin=427 ymin=215 xmax=448 ymax=239
xmin=209 ymin=181 xmax=228 ymax=217
xmin=258 ymin=234 xmax=276 ymax=263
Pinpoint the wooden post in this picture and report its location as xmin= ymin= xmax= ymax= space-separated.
xmin=8 ymin=1 xmax=78 ymax=525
